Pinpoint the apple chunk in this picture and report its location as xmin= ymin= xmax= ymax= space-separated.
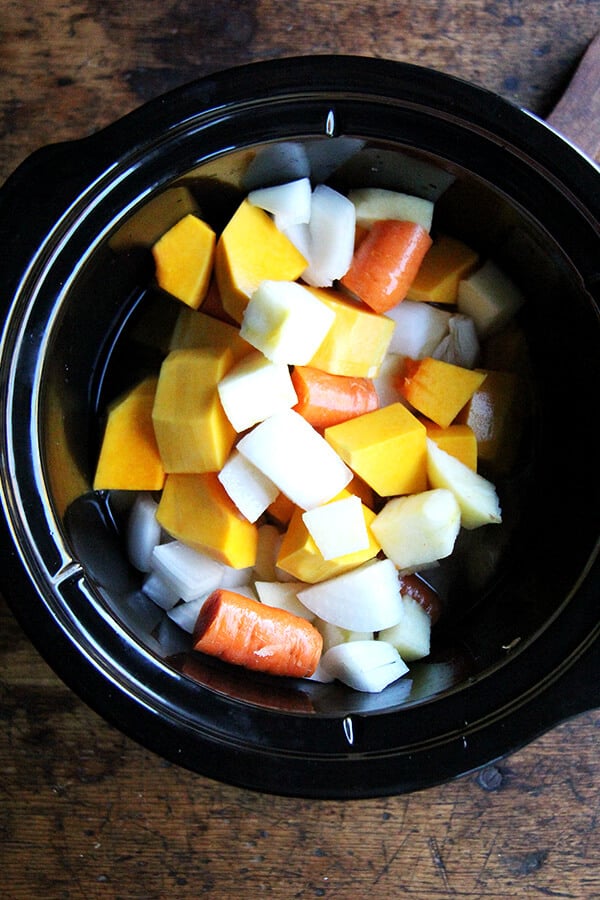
xmin=426 ymin=438 xmax=502 ymax=530
xmin=371 ymin=488 xmax=461 ymax=571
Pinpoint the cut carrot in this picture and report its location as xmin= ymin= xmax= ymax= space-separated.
xmin=291 ymin=365 xmax=379 ymax=428
xmin=340 ymin=219 xmax=433 ymax=314
xmin=193 ymin=588 xmax=323 ymax=678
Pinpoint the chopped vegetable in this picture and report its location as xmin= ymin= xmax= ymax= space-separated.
xmin=247 ymin=177 xmax=312 ymax=230
xmin=217 ymin=350 xmax=298 ymax=433
xmin=406 ymin=234 xmax=479 ymax=304
xmin=297 ymin=558 xmax=404 ymax=632
xmin=341 ymin=219 xmax=433 ymax=313
xmin=324 ymin=402 xmax=428 ymax=497
xmin=457 ymin=258 xmax=524 ymax=337
xmin=371 ymin=488 xmax=462 ymax=571
xmin=348 ymin=187 xmax=434 ymax=233
xmin=236 ymin=409 xmax=353 ymax=511
xmin=152 ymin=347 xmax=235 ymax=472
xmin=214 ymin=199 xmax=307 ymax=323
xmin=306 ymin=287 xmax=395 ymax=377
xmin=399 ymin=356 xmax=487 ymax=428
xmin=425 ymin=438 xmax=502 ymax=530
xmin=152 ymin=213 xmax=216 ymax=309
xmin=156 ymin=473 xmax=258 ymax=568
xmin=299 ymin=184 xmax=356 ymax=287
xmin=217 ymin=449 xmax=279 ymax=524
xmin=193 ymin=588 xmax=323 ymax=677
xmin=385 ymin=299 xmax=451 ymax=359
xmin=239 ymin=279 xmax=335 ymax=365
xmin=94 ymin=376 xmax=165 ymax=491
xmin=319 ymin=640 xmax=408 ymax=693
xmin=424 ymin=422 xmax=478 ymax=471
xmin=301 ymin=494 xmax=370 ymax=560
xmin=378 ymin=596 xmax=431 ymax=661
xmin=291 ymin=365 xmax=379 ymax=428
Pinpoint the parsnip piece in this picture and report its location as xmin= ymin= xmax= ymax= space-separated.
xmin=371 ymin=489 xmax=461 ymax=571
xmin=426 ymin=438 xmax=502 ymax=530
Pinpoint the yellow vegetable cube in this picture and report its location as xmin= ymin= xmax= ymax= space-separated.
xmin=306 ymin=287 xmax=395 ymax=377
xmin=152 ymin=214 xmax=216 ymax=309
xmin=325 ymin=403 xmax=428 ymax=497
xmin=152 ymin=347 xmax=235 ymax=473
xmin=157 ymin=473 xmax=258 ymax=568
xmin=214 ymin=199 xmax=307 ymax=323
xmin=276 ymin=490 xmax=380 ymax=583
xmin=401 ymin=357 xmax=487 ymax=429
xmin=424 ymin=422 xmax=478 ymax=471
xmin=407 ymin=234 xmax=479 ymax=304
xmin=93 ymin=377 xmax=165 ymax=491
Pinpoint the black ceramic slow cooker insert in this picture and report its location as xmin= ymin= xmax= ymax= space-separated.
xmin=0 ymin=56 xmax=598 ymax=798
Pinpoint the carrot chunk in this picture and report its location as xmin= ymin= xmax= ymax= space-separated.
xmin=193 ymin=588 xmax=323 ymax=678
xmin=291 ymin=365 xmax=379 ymax=429
xmin=340 ymin=219 xmax=433 ymax=313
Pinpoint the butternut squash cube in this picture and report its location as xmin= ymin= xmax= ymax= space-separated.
xmin=214 ymin=199 xmax=307 ymax=323
xmin=276 ymin=490 xmax=380 ymax=583
xmin=169 ymin=307 xmax=253 ymax=362
xmin=400 ymin=357 xmax=487 ymax=429
xmin=406 ymin=234 xmax=479 ymax=304
xmin=306 ymin=287 xmax=395 ymax=378
xmin=325 ymin=402 xmax=428 ymax=497
xmin=424 ymin=422 xmax=478 ymax=471
xmin=152 ymin=214 xmax=216 ymax=309
xmin=94 ymin=377 xmax=165 ymax=491
xmin=456 ymin=369 xmax=523 ymax=474
xmin=152 ymin=347 xmax=235 ymax=473
xmin=156 ymin=472 xmax=258 ymax=568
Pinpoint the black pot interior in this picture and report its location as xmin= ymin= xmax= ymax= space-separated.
xmin=2 ymin=62 xmax=598 ymax=792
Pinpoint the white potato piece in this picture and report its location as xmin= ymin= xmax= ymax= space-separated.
xmin=254 ymin=581 xmax=316 ymax=621
xmin=457 ymin=259 xmax=524 ymax=338
xmin=348 ymin=187 xmax=434 ymax=232
xmin=320 ymin=640 xmax=409 ymax=692
xmin=127 ymin=492 xmax=162 ymax=572
xmin=217 ymin=350 xmax=298 ymax=433
xmin=297 ymin=558 xmax=404 ymax=632
xmin=302 ymin=495 xmax=369 ymax=560
xmin=236 ymin=409 xmax=353 ymax=510
xmin=301 ymin=184 xmax=356 ymax=287
xmin=150 ymin=541 xmax=224 ymax=602
xmin=426 ymin=438 xmax=502 ymax=530
xmin=371 ymin=488 xmax=461 ymax=571
xmin=385 ymin=300 xmax=451 ymax=358
xmin=378 ymin=596 xmax=431 ymax=661
xmin=240 ymin=280 xmax=335 ymax=365
xmin=218 ymin=449 xmax=280 ymax=523
xmin=247 ymin=177 xmax=312 ymax=230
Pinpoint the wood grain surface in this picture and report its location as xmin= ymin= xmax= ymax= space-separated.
xmin=1 ymin=2 xmax=599 ymax=898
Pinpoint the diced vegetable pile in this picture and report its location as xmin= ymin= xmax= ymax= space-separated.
xmin=94 ymin=170 xmax=527 ymax=693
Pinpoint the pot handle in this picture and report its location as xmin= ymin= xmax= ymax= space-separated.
xmin=546 ymin=31 xmax=600 ymax=163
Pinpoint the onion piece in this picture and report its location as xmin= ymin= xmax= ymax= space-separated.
xmin=150 ymin=541 xmax=224 ymax=602
xmin=127 ymin=492 xmax=162 ymax=572
xmin=432 ymin=314 xmax=480 ymax=368
xmin=320 ymin=640 xmax=409 ymax=692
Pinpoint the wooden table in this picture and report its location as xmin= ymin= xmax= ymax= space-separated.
xmin=1 ymin=3 xmax=599 ymax=897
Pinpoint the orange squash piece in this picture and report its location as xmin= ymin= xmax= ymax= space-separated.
xmin=400 ymin=357 xmax=487 ymax=429
xmin=152 ymin=214 xmax=216 ymax=309
xmin=214 ymin=199 xmax=307 ymax=323
xmin=93 ymin=377 xmax=165 ymax=491
xmin=156 ymin=472 xmax=258 ymax=568
xmin=406 ymin=234 xmax=479 ymax=305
